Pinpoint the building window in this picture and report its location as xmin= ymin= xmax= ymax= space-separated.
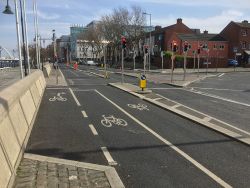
xmin=242 ymin=29 xmax=247 ymax=36
xmin=219 ymin=45 xmax=224 ymax=50
xmin=242 ymin=41 xmax=247 ymax=49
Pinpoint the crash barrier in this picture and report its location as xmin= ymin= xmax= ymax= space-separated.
xmin=43 ymin=62 xmax=52 ymax=77
xmin=0 ymin=70 xmax=46 ymax=188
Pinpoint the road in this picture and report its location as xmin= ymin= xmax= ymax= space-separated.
xmin=27 ymin=64 xmax=250 ymax=188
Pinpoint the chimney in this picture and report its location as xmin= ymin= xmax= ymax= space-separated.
xmin=203 ymin=30 xmax=208 ymax=34
xmin=177 ymin=18 xmax=182 ymax=24
xmin=242 ymin=20 xmax=248 ymax=24
xmin=155 ymin=26 xmax=162 ymax=30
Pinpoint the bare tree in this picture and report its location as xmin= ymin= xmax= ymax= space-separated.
xmin=99 ymin=5 xmax=146 ymax=65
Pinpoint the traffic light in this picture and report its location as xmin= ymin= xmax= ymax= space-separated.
xmin=145 ymin=46 xmax=148 ymax=54
xmin=121 ymin=37 xmax=126 ymax=49
xmin=197 ymin=48 xmax=201 ymax=54
xmin=173 ymin=42 xmax=177 ymax=52
xmin=184 ymin=42 xmax=189 ymax=52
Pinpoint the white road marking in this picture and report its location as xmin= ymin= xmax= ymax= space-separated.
xmin=190 ymin=87 xmax=244 ymax=92
xmin=89 ymin=124 xmax=98 ymax=135
xmin=94 ymin=90 xmax=232 ymax=188
xmin=101 ymin=147 xmax=117 ymax=166
xmin=188 ymin=89 xmax=250 ymax=107
xmin=81 ymin=111 xmax=88 ymax=118
xmin=218 ymin=73 xmax=225 ymax=77
xmin=69 ymin=88 xmax=81 ymax=106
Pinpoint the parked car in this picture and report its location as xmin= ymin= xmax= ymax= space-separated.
xmin=228 ymin=59 xmax=238 ymax=66
xmin=86 ymin=60 xmax=97 ymax=66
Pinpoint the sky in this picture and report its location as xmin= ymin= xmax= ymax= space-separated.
xmin=0 ymin=0 xmax=250 ymax=56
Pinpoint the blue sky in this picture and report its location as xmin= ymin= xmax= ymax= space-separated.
xmin=1 ymin=0 xmax=250 ymax=55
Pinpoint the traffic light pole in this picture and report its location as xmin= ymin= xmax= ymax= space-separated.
xmin=121 ymin=48 xmax=124 ymax=84
xmin=183 ymin=52 xmax=187 ymax=81
xmin=197 ymin=54 xmax=200 ymax=77
xmin=193 ymin=52 xmax=196 ymax=70
xmin=171 ymin=51 xmax=174 ymax=83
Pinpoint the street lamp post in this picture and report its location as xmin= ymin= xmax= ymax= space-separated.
xmin=3 ymin=0 xmax=24 ymax=78
xmin=22 ymin=0 xmax=30 ymax=74
xmin=19 ymin=0 xmax=28 ymax=76
xmin=143 ymin=12 xmax=151 ymax=71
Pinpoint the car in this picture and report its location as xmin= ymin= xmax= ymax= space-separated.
xmin=228 ymin=59 xmax=238 ymax=66
xmin=86 ymin=60 xmax=97 ymax=66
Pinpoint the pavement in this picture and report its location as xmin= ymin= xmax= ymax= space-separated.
xmin=12 ymin=66 xmax=124 ymax=188
xmin=0 ymin=67 xmax=22 ymax=91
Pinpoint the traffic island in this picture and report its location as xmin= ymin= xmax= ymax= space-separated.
xmin=108 ymin=82 xmax=250 ymax=146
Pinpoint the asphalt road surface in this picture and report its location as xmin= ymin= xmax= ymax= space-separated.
xmin=27 ymin=65 xmax=250 ymax=188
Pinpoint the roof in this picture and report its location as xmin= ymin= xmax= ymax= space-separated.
xmin=234 ymin=21 xmax=250 ymax=28
xmin=177 ymin=33 xmax=227 ymax=41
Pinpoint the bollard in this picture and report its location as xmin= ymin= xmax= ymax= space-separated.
xmin=139 ymin=74 xmax=147 ymax=91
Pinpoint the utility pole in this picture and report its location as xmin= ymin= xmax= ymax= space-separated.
xmin=19 ymin=0 xmax=27 ymax=76
xmin=183 ymin=41 xmax=188 ymax=81
xmin=171 ymin=41 xmax=177 ymax=83
xmin=121 ymin=36 xmax=126 ymax=84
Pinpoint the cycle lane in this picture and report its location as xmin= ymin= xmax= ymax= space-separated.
xmin=73 ymin=88 xmax=222 ymax=188
xmin=26 ymin=87 xmax=107 ymax=165
xmin=94 ymin=85 xmax=250 ymax=188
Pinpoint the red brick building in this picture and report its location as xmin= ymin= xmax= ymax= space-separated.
xmin=169 ymin=31 xmax=228 ymax=67
xmin=145 ymin=18 xmax=194 ymax=56
xmin=220 ymin=20 xmax=250 ymax=66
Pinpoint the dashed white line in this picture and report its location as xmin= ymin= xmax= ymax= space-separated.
xmin=95 ymin=89 xmax=232 ymax=188
xmin=69 ymin=88 xmax=81 ymax=106
xmin=101 ymin=147 xmax=117 ymax=166
xmin=89 ymin=124 xmax=98 ymax=136
xmin=81 ymin=110 xmax=88 ymax=118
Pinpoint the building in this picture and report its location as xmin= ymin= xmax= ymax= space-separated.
xmin=144 ymin=18 xmax=194 ymax=56
xmin=220 ymin=20 xmax=250 ymax=66
xmin=169 ymin=31 xmax=228 ymax=67
xmin=56 ymin=35 xmax=70 ymax=61
xmin=70 ymin=25 xmax=88 ymax=60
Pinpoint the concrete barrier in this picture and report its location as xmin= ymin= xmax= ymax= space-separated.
xmin=43 ymin=63 xmax=52 ymax=77
xmin=0 ymin=70 xmax=46 ymax=188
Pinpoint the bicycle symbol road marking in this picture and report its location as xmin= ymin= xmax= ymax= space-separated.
xmin=101 ymin=115 xmax=128 ymax=128
xmin=127 ymin=103 xmax=149 ymax=111
xmin=49 ymin=92 xmax=67 ymax=102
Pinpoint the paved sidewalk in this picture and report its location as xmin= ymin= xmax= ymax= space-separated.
xmin=0 ymin=67 xmax=23 ymax=91
xmin=13 ymin=154 xmax=123 ymax=188
xmin=12 ymin=67 xmax=125 ymax=188
xmin=45 ymin=67 xmax=68 ymax=87
xmin=109 ymin=82 xmax=250 ymax=146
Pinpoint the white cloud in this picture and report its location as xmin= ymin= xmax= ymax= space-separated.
xmin=26 ymin=10 xmax=60 ymax=20
xmin=152 ymin=10 xmax=246 ymax=33
xmin=130 ymin=0 xmax=250 ymax=9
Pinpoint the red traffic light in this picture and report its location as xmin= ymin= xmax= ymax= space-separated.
xmin=121 ymin=36 xmax=126 ymax=49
